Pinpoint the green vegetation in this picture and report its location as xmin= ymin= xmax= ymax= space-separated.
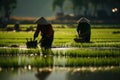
xmin=0 ymin=24 xmax=120 ymax=47
xmin=0 ymin=56 xmax=119 ymax=68
xmin=54 ymin=49 xmax=120 ymax=57
xmin=0 ymin=56 xmax=53 ymax=68
xmin=0 ymin=24 xmax=120 ymax=67
xmin=0 ymin=48 xmax=120 ymax=58
xmin=66 ymin=57 xmax=120 ymax=67
xmin=0 ymin=48 xmax=41 ymax=56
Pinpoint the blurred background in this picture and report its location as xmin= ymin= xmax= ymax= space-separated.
xmin=0 ymin=0 xmax=120 ymax=25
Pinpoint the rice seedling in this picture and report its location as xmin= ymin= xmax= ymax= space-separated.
xmin=0 ymin=48 xmax=41 ymax=56
xmin=0 ymin=48 xmax=19 ymax=56
xmin=69 ymin=42 xmax=120 ymax=48
xmin=0 ymin=24 xmax=120 ymax=68
xmin=0 ymin=56 xmax=18 ymax=67
xmin=0 ymin=27 xmax=120 ymax=47
xmin=0 ymin=56 xmax=119 ymax=68
xmin=0 ymin=56 xmax=53 ymax=68
xmin=63 ymin=49 xmax=120 ymax=57
xmin=66 ymin=57 xmax=120 ymax=67
xmin=0 ymin=47 xmax=119 ymax=58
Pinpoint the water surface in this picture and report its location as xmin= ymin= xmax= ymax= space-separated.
xmin=0 ymin=67 xmax=120 ymax=80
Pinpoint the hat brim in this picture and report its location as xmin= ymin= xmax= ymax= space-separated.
xmin=34 ymin=17 xmax=50 ymax=25
xmin=77 ymin=17 xmax=90 ymax=23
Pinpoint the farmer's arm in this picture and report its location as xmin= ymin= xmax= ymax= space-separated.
xmin=80 ymin=29 xmax=90 ymax=36
xmin=47 ymin=24 xmax=54 ymax=37
xmin=34 ymin=26 xmax=40 ymax=40
xmin=80 ymin=24 xmax=91 ymax=37
xmin=77 ymin=24 xmax=81 ymax=35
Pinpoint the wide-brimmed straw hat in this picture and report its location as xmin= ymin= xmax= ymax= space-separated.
xmin=34 ymin=17 xmax=50 ymax=25
xmin=77 ymin=17 xmax=90 ymax=23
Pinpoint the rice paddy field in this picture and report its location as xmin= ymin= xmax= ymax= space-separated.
xmin=0 ymin=24 xmax=120 ymax=80
xmin=0 ymin=24 xmax=120 ymax=47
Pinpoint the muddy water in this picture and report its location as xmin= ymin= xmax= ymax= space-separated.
xmin=0 ymin=46 xmax=120 ymax=80
xmin=0 ymin=55 xmax=120 ymax=80
xmin=0 ymin=67 xmax=120 ymax=80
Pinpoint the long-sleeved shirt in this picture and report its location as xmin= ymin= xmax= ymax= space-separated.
xmin=34 ymin=24 xmax=54 ymax=38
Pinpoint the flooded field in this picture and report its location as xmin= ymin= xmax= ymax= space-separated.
xmin=0 ymin=52 xmax=120 ymax=80
xmin=0 ymin=67 xmax=120 ymax=80
xmin=0 ymin=27 xmax=120 ymax=80
xmin=0 ymin=54 xmax=119 ymax=80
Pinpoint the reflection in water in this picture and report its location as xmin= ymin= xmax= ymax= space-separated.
xmin=0 ymin=55 xmax=120 ymax=80
xmin=35 ymin=68 xmax=52 ymax=80
xmin=67 ymin=67 xmax=120 ymax=80
xmin=0 ymin=67 xmax=120 ymax=80
xmin=35 ymin=56 xmax=53 ymax=80
xmin=0 ymin=70 xmax=14 ymax=80
xmin=53 ymin=56 xmax=67 ymax=67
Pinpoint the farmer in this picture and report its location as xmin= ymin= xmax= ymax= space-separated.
xmin=34 ymin=17 xmax=54 ymax=54
xmin=76 ymin=17 xmax=91 ymax=42
xmin=14 ymin=22 xmax=20 ymax=31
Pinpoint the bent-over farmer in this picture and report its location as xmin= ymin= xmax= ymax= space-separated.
xmin=76 ymin=17 xmax=91 ymax=42
xmin=34 ymin=17 xmax=54 ymax=54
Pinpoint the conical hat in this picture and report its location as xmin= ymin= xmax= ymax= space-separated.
xmin=77 ymin=17 xmax=90 ymax=23
xmin=34 ymin=17 xmax=50 ymax=25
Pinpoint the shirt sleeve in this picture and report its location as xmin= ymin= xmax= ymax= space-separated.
xmin=34 ymin=25 xmax=40 ymax=38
